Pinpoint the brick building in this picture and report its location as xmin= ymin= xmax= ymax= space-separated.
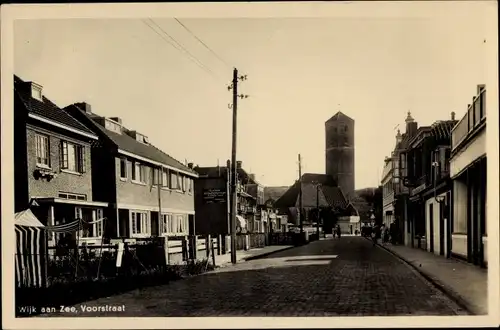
xmin=64 ymin=102 xmax=198 ymax=239
xmin=325 ymin=111 xmax=355 ymax=199
xmin=14 ymin=75 xmax=108 ymax=245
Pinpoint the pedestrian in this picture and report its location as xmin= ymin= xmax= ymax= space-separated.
xmin=337 ymin=225 xmax=342 ymax=239
xmin=371 ymin=225 xmax=378 ymax=246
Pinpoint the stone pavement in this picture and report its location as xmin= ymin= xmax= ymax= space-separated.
xmin=41 ymin=236 xmax=468 ymax=317
xmin=376 ymin=241 xmax=488 ymax=315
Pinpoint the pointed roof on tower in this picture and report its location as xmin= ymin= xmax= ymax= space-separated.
xmin=325 ymin=111 xmax=354 ymax=123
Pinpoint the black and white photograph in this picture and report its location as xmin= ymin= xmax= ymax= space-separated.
xmin=1 ymin=2 xmax=498 ymax=329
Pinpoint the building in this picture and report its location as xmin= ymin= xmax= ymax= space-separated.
xmin=381 ymin=153 xmax=396 ymax=227
xmin=392 ymin=112 xmax=420 ymax=246
xmin=193 ymin=161 xmax=258 ymax=235
xmin=64 ymin=102 xmax=198 ymax=240
xmin=400 ymin=113 xmax=457 ymax=255
xmin=274 ymin=173 xmax=352 ymax=234
xmin=14 ymin=75 xmax=108 ymax=245
xmin=264 ymin=186 xmax=290 ymax=232
xmin=325 ymin=111 xmax=355 ymax=199
xmin=449 ymin=85 xmax=487 ymax=267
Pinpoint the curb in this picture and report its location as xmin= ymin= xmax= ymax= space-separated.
xmin=374 ymin=241 xmax=477 ymax=315
xmin=242 ymin=246 xmax=296 ymax=261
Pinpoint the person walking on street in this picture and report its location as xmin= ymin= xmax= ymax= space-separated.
xmin=371 ymin=225 xmax=378 ymax=246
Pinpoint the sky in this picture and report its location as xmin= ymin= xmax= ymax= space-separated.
xmin=12 ymin=2 xmax=494 ymax=188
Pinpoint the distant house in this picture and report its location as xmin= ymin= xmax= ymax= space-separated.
xmin=64 ymin=102 xmax=198 ymax=240
xmin=14 ymin=75 xmax=107 ymax=245
xmin=274 ymin=173 xmax=351 ymax=233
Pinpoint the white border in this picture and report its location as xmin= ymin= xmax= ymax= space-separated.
xmin=1 ymin=2 xmax=498 ymax=329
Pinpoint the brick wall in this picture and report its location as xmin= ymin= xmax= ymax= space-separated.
xmin=26 ymin=125 xmax=93 ymax=200
xmin=115 ymin=157 xmax=194 ymax=212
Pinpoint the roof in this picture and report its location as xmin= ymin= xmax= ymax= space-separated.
xmin=325 ymin=111 xmax=354 ymax=123
xmin=14 ymin=75 xmax=95 ymax=136
xmin=65 ymin=104 xmax=197 ymax=176
xmin=263 ymin=186 xmax=289 ymax=202
xmin=430 ymin=120 xmax=458 ymax=140
xmin=15 ymin=209 xmax=45 ymax=227
xmin=274 ymin=178 xmax=349 ymax=209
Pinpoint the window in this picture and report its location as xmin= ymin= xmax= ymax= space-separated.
xmin=130 ymin=211 xmax=150 ymax=236
xmin=162 ymin=168 xmax=169 ymax=187
xmin=188 ymin=178 xmax=193 ymax=194
xmin=119 ymin=158 xmax=127 ymax=179
xmin=132 ymin=161 xmax=145 ymax=183
xmin=177 ymin=174 xmax=183 ymax=191
xmin=61 ymin=141 xmax=85 ymax=173
xmin=170 ymin=172 xmax=178 ymax=189
xmin=344 ymin=125 xmax=348 ymax=132
xmin=182 ymin=176 xmax=187 ymax=192
xmin=35 ymin=133 xmax=50 ymax=167
xmin=104 ymin=119 xmax=122 ymax=134
xmin=159 ymin=214 xmax=171 ymax=235
xmin=31 ymin=85 xmax=43 ymax=101
xmin=152 ymin=168 xmax=160 ymax=185
xmin=79 ymin=208 xmax=104 ymax=238
xmin=58 ymin=192 xmax=86 ymax=200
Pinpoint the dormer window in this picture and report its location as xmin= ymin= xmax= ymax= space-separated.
xmin=31 ymin=83 xmax=43 ymax=101
xmin=104 ymin=118 xmax=122 ymax=134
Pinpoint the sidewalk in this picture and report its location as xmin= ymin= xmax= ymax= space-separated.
xmin=377 ymin=241 xmax=488 ymax=315
xmin=213 ymin=244 xmax=295 ymax=268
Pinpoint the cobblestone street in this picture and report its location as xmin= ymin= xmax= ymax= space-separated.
xmin=48 ymin=237 xmax=469 ymax=317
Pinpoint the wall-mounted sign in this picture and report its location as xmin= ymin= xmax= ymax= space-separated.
xmin=203 ymin=188 xmax=227 ymax=203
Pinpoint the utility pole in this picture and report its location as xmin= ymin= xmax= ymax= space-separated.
xmin=298 ymin=154 xmax=303 ymax=233
xmin=228 ymin=68 xmax=248 ymax=264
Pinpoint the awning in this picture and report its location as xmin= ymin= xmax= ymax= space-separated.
xmin=15 ymin=209 xmax=45 ymax=227
xmin=236 ymin=215 xmax=247 ymax=229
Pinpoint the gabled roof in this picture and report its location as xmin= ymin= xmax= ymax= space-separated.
xmin=14 ymin=75 xmax=96 ymax=137
xmin=325 ymin=111 xmax=354 ymax=123
xmin=263 ymin=186 xmax=289 ymax=202
xmin=274 ymin=176 xmax=349 ymax=210
xmin=65 ymin=104 xmax=197 ymax=176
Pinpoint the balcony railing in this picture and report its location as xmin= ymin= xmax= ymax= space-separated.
xmin=452 ymin=87 xmax=486 ymax=150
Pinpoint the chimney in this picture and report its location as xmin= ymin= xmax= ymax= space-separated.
xmin=396 ymin=129 xmax=402 ymax=144
xmin=477 ymin=84 xmax=485 ymax=94
xmin=188 ymin=162 xmax=194 ymax=169
xmin=236 ymin=161 xmax=242 ymax=169
xmin=75 ymin=102 xmax=92 ymax=114
xmin=451 ymin=112 xmax=456 ymax=120
xmin=405 ymin=111 xmax=418 ymax=138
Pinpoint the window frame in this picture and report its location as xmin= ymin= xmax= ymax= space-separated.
xmin=130 ymin=210 xmax=150 ymax=238
xmin=119 ymin=158 xmax=128 ymax=180
xmin=61 ymin=140 xmax=86 ymax=173
xmin=131 ymin=161 xmax=146 ymax=184
xmin=35 ymin=133 xmax=50 ymax=168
